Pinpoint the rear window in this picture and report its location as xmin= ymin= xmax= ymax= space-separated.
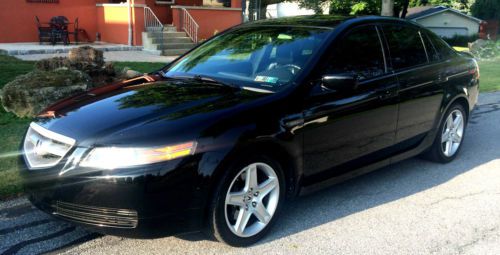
xmin=383 ymin=25 xmax=429 ymax=70
xmin=427 ymin=32 xmax=457 ymax=60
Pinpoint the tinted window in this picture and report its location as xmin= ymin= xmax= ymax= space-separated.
xmin=383 ymin=25 xmax=428 ymax=70
xmin=325 ymin=26 xmax=386 ymax=80
xmin=422 ymin=33 xmax=440 ymax=62
xmin=427 ymin=32 xmax=457 ymax=60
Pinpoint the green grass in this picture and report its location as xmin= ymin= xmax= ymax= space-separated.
xmin=478 ymin=59 xmax=500 ymax=92
xmin=113 ymin=62 xmax=165 ymax=74
xmin=0 ymin=55 xmax=164 ymax=200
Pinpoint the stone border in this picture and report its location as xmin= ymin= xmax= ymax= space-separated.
xmin=0 ymin=45 xmax=143 ymax=56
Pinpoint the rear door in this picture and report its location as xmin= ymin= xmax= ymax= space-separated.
xmin=381 ymin=24 xmax=444 ymax=145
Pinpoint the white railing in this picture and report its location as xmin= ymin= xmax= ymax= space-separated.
xmin=144 ymin=7 xmax=164 ymax=32
xmin=181 ymin=8 xmax=199 ymax=44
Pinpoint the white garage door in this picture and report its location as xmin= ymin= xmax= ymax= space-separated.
xmin=428 ymin=27 xmax=469 ymax=38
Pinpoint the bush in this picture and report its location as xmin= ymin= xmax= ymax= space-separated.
xmin=442 ymin=34 xmax=479 ymax=47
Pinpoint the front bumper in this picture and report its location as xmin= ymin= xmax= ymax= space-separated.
xmin=20 ymin=155 xmax=207 ymax=238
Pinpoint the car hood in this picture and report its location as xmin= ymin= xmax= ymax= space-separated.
xmin=34 ymin=78 xmax=268 ymax=147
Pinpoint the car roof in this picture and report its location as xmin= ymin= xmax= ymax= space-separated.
xmin=240 ymin=15 xmax=414 ymax=29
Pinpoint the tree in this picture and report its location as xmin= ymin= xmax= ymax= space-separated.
xmin=471 ymin=0 xmax=500 ymax=20
xmin=382 ymin=0 xmax=395 ymax=16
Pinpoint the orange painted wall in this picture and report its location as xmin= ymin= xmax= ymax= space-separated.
xmin=0 ymin=0 xmax=98 ymax=43
xmin=146 ymin=0 xmax=203 ymax=25
xmin=172 ymin=7 xmax=242 ymax=41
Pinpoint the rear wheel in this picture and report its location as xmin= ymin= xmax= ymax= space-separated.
xmin=207 ymin=155 xmax=285 ymax=247
xmin=424 ymin=103 xmax=467 ymax=163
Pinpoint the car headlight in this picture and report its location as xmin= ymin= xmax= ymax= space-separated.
xmin=79 ymin=141 xmax=197 ymax=169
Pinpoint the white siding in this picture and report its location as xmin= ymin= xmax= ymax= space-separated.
xmin=413 ymin=10 xmax=480 ymax=37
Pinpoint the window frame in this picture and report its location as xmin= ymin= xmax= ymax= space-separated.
xmin=322 ymin=24 xmax=389 ymax=82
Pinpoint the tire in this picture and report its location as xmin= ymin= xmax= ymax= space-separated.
xmin=206 ymin=154 xmax=285 ymax=247
xmin=424 ymin=103 xmax=467 ymax=163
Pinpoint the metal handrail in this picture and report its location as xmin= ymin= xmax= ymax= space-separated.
xmin=144 ymin=7 xmax=164 ymax=32
xmin=181 ymin=8 xmax=199 ymax=44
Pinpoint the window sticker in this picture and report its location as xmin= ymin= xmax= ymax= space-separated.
xmin=255 ymin=76 xmax=279 ymax=84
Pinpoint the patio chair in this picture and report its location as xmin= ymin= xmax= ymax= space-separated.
xmin=68 ymin=18 xmax=79 ymax=44
xmin=35 ymin=16 xmax=53 ymax=45
xmin=50 ymin=16 xmax=69 ymax=45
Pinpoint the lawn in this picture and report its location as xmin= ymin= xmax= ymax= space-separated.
xmin=0 ymin=55 xmax=165 ymax=199
xmin=0 ymin=55 xmax=498 ymax=200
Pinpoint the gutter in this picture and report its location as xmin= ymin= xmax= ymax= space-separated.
xmin=128 ymin=0 xmax=133 ymax=46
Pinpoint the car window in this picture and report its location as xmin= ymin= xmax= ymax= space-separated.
xmin=165 ymin=26 xmax=331 ymax=92
xmin=427 ymin=32 xmax=457 ymax=60
xmin=383 ymin=25 xmax=429 ymax=70
xmin=422 ymin=32 xmax=440 ymax=62
xmin=324 ymin=25 xmax=386 ymax=80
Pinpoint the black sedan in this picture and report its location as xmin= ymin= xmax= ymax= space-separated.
xmin=20 ymin=15 xmax=479 ymax=247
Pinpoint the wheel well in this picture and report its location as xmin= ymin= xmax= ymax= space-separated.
xmin=452 ymin=97 xmax=470 ymax=120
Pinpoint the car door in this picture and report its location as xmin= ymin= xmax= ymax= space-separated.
xmin=300 ymin=25 xmax=399 ymax=182
xmin=381 ymin=24 xmax=444 ymax=145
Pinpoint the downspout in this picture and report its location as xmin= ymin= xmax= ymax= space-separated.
xmin=128 ymin=0 xmax=133 ymax=46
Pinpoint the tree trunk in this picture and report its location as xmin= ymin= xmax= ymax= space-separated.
xmin=400 ymin=0 xmax=410 ymax=18
xmin=381 ymin=0 xmax=394 ymax=16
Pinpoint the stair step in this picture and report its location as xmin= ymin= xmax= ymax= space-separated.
xmin=162 ymin=48 xmax=191 ymax=56
xmin=151 ymin=37 xmax=193 ymax=44
xmin=148 ymin=31 xmax=188 ymax=38
xmin=163 ymin=25 xmax=177 ymax=32
xmin=157 ymin=43 xmax=197 ymax=50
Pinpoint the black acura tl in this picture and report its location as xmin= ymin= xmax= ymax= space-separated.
xmin=20 ymin=15 xmax=479 ymax=246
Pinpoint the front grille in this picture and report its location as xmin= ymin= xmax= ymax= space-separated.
xmin=53 ymin=201 xmax=138 ymax=229
xmin=23 ymin=123 xmax=75 ymax=169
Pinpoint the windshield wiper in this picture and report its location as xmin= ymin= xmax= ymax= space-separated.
xmin=191 ymin=75 xmax=241 ymax=90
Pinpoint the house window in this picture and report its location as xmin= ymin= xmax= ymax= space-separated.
xmin=26 ymin=0 xmax=59 ymax=3
xmin=203 ymin=0 xmax=231 ymax=7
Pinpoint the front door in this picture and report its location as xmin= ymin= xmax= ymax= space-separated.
xmin=300 ymin=25 xmax=399 ymax=183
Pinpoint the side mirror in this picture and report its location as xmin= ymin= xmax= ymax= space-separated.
xmin=321 ymin=74 xmax=357 ymax=92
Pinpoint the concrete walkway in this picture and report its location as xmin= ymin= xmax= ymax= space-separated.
xmin=15 ymin=51 xmax=178 ymax=63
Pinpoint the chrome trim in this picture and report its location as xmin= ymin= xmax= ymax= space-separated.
xmin=53 ymin=201 xmax=138 ymax=229
xmin=400 ymin=81 xmax=434 ymax=92
xmin=29 ymin=123 xmax=76 ymax=146
xmin=447 ymin=71 xmax=470 ymax=80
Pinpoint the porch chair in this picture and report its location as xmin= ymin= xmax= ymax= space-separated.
xmin=35 ymin=16 xmax=53 ymax=45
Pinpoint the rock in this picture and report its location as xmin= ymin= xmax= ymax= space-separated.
xmin=122 ymin=67 xmax=143 ymax=79
xmin=34 ymin=57 xmax=71 ymax=71
xmin=68 ymin=46 xmax=104 ymax=67
xmin=0 ymin=69 xmax=91 ymax=117
xmin=469 ymin=39 xmax=500 ymax=59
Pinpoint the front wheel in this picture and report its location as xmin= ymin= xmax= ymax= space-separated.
xmin=207 ymin=155 xmax=285 ymax=247
xmin=424 ymin=103 xmax=467 ymax=163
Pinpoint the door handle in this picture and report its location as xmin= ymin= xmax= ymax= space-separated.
xmin=281 ymin=114 xmax=305 ymax=129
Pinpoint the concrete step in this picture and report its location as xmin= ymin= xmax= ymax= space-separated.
xmin=162 ymin=48 xmax=191 ymax=56
xmin=163 ymin=25 xmax=177 ymax=32
xmin=147 ymin=31 xmax=188 ymax=39
xmin=157 ymin=43 xmax=197 ymax=50
xmin=151 ymin=37 xmax=193 ymax=44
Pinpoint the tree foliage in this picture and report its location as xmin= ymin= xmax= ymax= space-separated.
xmin=471 ymin=0 xmax=500 ymax=20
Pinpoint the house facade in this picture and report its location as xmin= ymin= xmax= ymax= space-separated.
xmin=0 ymin=0 xmax=243 ymax=46
xmin=406 ymin=6 xmax=482 ymax=38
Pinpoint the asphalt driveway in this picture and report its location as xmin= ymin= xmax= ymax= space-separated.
xmin=1 ymin=92 xmax=500 ymax=255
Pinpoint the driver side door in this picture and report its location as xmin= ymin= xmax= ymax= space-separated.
xmin=300 ymin=25 xmax=400 ymax=183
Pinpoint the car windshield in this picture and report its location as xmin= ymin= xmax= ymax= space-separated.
xmin=163 ymin=26 xmax=332 ymax=92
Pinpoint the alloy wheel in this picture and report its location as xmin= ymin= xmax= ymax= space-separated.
xmin=441 ymin=109 xmax=465 ymax=157
xmin=224 ymin=162 xmax=280 ymax=238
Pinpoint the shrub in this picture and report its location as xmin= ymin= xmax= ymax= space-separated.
xmin=442 ymin=34 xmax=479 ymax=47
